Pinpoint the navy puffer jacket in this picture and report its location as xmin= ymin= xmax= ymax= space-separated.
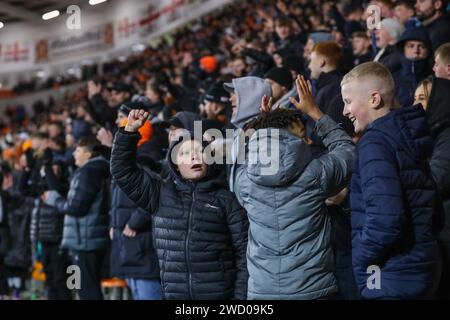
xmin=351 ymin=106 xmax=440 ymax=299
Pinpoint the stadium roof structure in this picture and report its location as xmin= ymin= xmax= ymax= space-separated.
xmin=0 ymin=0 xmax=112 ymax=24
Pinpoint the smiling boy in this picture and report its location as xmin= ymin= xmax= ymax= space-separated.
xmin=342 ymin=62 xmax=441 ymax=299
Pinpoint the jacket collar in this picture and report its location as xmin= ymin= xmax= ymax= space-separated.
xmin=316 ymin=70 xmax=341 ymax=91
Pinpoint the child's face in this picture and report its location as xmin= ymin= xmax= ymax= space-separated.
xmin=342 ymin=81 xmax=373 ymax=134
xmin=433 ymin=54 xmax=449 ymax=79
xmin=73 ymin=146 xmax=92 ymax=168
xmin=308 ymin=51 xmax=323 ymax=80
xmin=175 ymin=140 xmax=207 ymax=181
xmin=352 ymin=36 xmax=369 ymax=56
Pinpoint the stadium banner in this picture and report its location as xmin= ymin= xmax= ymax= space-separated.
xmin=0 ymin=41 xmax=32 ymax=64
xmin=0 ymin=0 xmax=233 ymax=71
xmin=35 ymin=23 xmax=114 ymax=63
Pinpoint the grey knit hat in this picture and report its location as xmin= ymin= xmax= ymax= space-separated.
xmin=379 ymin=18 xmax=406 ymax=42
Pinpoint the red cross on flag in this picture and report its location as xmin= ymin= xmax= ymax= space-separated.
xmin=4 ymin=42 xmax=29 ymax=63
xmin=118 ymin=17 xmax=137 ymax=38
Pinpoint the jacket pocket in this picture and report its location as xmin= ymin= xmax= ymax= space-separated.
xmin=119 ymin=234 xmax=145 ymax=266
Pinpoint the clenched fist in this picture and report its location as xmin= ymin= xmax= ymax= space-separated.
xmin=124 ymin=109 xmax=149 ymax=132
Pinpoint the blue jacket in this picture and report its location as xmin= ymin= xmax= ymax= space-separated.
xmin=395 ymin=27 xmax=432 ymax=107
xmin=351 ymin=106 xmax=440 ymax=299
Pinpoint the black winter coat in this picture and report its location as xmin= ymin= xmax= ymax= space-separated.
xmin=30 ymin=199 xmax=64 ymax=243
xmin=315 ymin=70 xmax=354 ymax=135
xmin=425 ymin=13 xmax=450 ymax=51
xmin=110 ymin=129 xmax=249 ymax=300
xmin=376 ymin=45 xmax=402 ymax=75
xmin=427 ymin=78 xmax=450 ymax=252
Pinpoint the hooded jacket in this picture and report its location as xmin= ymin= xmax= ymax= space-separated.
xmin=230 ymin=77 xmax=272 ymax=129
xmin=228 ymin=77 xmax=272 ymax=194
xmin=351 ymin=106 xmax=440 ymax=299
xmin=110 ymin=129 xmax=249 ymax=300
xmin=169 ymin=111 xmax=202 ymax=132
xmin=233 ymin=115 xmax=355 ymax=299
xmin=395 ymin=27 xmax=433 ymax=107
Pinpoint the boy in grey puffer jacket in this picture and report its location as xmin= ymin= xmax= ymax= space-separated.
xmin=233 ymin=76 xmax=355 ymax=299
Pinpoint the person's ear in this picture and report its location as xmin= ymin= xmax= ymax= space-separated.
xmin=435 ymin=0 xmax=442 ymax=10
xmin=320 ymin=57 xmax=326 ymax=68
xmin=369 ymin=91 xmax=383 ymax=109
xmin=212 ymin=103 xmax=222 ymax=115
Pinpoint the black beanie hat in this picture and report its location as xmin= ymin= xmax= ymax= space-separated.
xmin=264 ymin=67 xmax=294 ymax=89
xmin=282 ymin=54 xmax=305 ymax=75
xmin=118 ymin=99 xmax=149 ymax=116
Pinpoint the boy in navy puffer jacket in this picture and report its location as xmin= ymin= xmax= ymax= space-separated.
xmin=342 ymin=62 xmax=441 ymax=299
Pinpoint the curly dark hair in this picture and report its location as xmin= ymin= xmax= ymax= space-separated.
xmin=244 ymin=108 xmax=306 ymax=131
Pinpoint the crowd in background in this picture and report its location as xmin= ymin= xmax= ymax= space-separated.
xmin=0 ymin=0 xmax=450 ymax=300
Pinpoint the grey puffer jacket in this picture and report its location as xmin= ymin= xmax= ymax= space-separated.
xmin=233 ymin=115 xmax=355 ymax=300
xmin=47 ymin=156 xmax=110 ymax=251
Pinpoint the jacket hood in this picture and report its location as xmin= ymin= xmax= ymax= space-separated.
xmin=426 ymin=77 xmax=450 ymax=135
xmin=396 ymin=27 xmax=432 ymax=79
xmin=246 ymin=128 xmax=312 ymax=187
xmin=396 ymin=27 xmax=432 ymax=57
xmin=370 ymin=105 xmax=433 ymax=161
xmin=136 ymin=138 xmax=165 ymax=173
xmin=231 ymin=77 xmax=272 ymax=129
xmin=169 ymin=111 xmax=202 ymax=132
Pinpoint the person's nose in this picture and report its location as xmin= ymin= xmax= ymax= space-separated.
xmin=343 ymin=104 xmax=350 ymax=117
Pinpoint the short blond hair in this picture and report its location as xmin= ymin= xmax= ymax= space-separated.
xmin=341 ymin=62 xmax=395 ymax=104
xmin=436 ymin=42 xmax=450 ymax=64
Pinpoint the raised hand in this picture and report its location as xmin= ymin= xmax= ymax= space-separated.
xmin=289 ymin=75 xmax=324 ymax=121
xmin=124 ymin=109 xmax=149 ymax=132
xmin=97 ymin=127 xmax=113 ymax=148
xmin=261 ymin=95 xmax=273 ymax=113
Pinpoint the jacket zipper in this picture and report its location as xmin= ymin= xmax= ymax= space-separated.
xmin=185 ymin=188 xmax=195 ymax=299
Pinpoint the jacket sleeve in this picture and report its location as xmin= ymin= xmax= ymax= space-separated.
xmin=127 ymin=208 xmax=152 ymax=231
xmin=314 ymin=115 xmax=355 ymax=197
xmin=225 ymin=197 xmax=249 ymax=300
xmin=356 ymin=135 xmax=405 ymax=267
xmin=110 ymin=129 xmax=161 ymax=214
xmin=242 ymin=48 xmax=275 ymax=68
xmin=46 ymin=166 xmax=103 ymax=217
